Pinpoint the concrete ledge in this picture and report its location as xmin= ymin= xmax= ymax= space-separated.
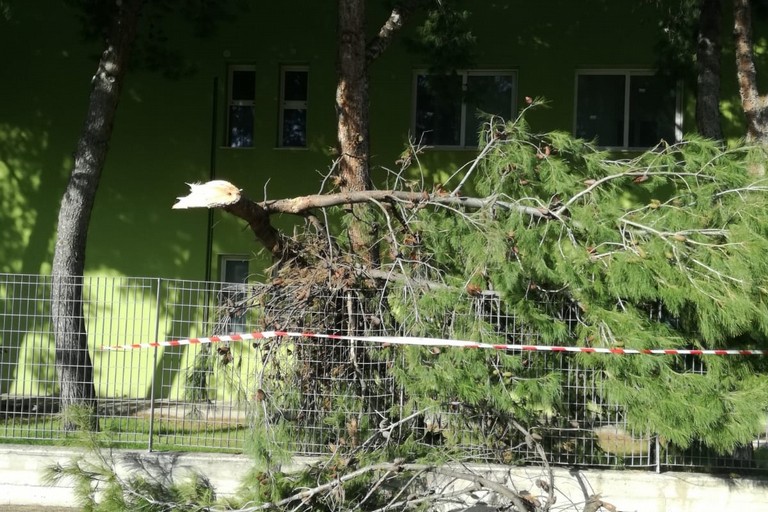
xmin=0 ymin=445 xmax=765 ymax=511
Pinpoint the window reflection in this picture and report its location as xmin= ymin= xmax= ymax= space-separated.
xmin=415 ymin=71 xmax=516 ymax=147
xmin=227 ymin=66 xmax=256 ymax=148
xmin=279 ymin=67 xmax=308 ymax=148
xmin=228 ymin=105 xmax=254 ymax=148
xmin=575 ymin=71 xmax=679 ymax=149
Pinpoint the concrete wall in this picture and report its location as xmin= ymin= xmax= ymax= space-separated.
xmin=0 ymin=445 xmax=765 ymax=511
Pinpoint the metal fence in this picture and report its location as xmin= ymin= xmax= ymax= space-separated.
xmin=0 ymin=272 xmax=766 ymax=472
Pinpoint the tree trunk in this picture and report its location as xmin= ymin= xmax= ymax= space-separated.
xmin=51 ymin=0 xmax=143 ymax=431
xmin=696 ymin=0 xmax=723 ymax=140
xmin=733 ymin=0 xmax=768 ymax=143
xmin=336 ymin=0 xmax=376 ymax=262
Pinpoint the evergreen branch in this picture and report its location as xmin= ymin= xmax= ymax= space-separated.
xmin=555 ymin=170 xmax=716 ymax=217
xmin=421 ymin=464 xmax=530 ymax=511
xmin=510 ymin=419 xmax=555 ymax=511
xmin=619 ymin=217 xmax=745 ymax=286
xmin=450 ymin=120 xmax=502 ymax=196
xmin=689 ymin=257 xmax=745 ymax=285
xmin=352 ymin=468 xmax=394 ymax=510
xmin=353 ymin=263 xmax=449 ymax=290
xmin=713 ymin=181 xmax=768 ymax=198
xmin=445 ymin=100 xmax=546 ymax=196
xmin=228 ymin=461 xmax=530 ymax=512
xmin=620 ymin=219 xmax=730 ymax=242
xmin=370 ymin=487 xmax=479 ymax=512
xmin=375 ymin=466 xmax=430 ymax=511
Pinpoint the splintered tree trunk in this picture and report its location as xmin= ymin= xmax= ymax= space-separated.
xmin=336 ymin=0 xmax=376 ymax=262
xmin=52 ymin=0 xmax=142 ymax=431
xmin=733 ymin=0 xmax=768 ymax=144
xmin=696 ymin=0 xmax=723 ymax=140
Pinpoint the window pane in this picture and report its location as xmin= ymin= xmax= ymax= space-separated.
xmin=228 ymin=105 xmax=254 ymax=147
xmin=415 ymin=74 xmax=462 ymax=146
xmin=576 ymin=74 xmax=625 ymax=147
xmin=221 ymin=259 xmax=248 ymax=334
xmin=464 ymin=74 xmax=515 ymax=147
xmin=628 ymin=74 xmax=676 ymax=147
xmin=231 ymin=70 xmax=255 ymax=101
xmin=283 ymin=70 xmax=308 ymax=101
xmin=282 ymin=108 xmax=307 ymax=147
xmin=224 ymin=259 xmax=249 ymax=283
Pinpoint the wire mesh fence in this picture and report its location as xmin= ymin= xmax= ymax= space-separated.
xmin=0 ymin=272 xmax=766 ymax=472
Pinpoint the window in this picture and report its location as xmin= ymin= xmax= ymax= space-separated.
xmin=414 ymin=71 xmax=516 ymax=147
xmin=278 ymin=66 xmax=309 ymax=147
xmin=575 ymin=70 xmax=681 ymax=149
xmin=227 ymin=65 xmax=256 ymax=148
xmin=219 ymin=256 xmax=249 ymax=334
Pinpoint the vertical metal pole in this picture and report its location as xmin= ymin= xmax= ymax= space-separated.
xmin=203 ymin=77 xmax=219 ymax=330
xmin=147 ymin=278 xmax=162 ymax=452
xmin=204 ymin=76 xmax=218 ymax=285
xmin=655 ymin=435 xmax=661 ymax=473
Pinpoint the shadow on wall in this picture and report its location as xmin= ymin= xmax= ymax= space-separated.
xmin=0 ymin=123 xmax=68 ymax=276
xmin=0 ymin=121 xmax=68 ymax=396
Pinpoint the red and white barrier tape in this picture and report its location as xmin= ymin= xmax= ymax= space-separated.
xmin=100 ymin=330 xmax=768 ymax=356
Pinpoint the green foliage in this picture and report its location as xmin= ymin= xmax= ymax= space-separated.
xmin=652 ymin=0 xmax=700 ymax=83
xmin=407 ymin=1 xmax=476 ymax=74
xmin=44 ymin=417 xmax=217 ymax=511
xmin=64 ymin=0 xmax=247 ymax=78
xmin=391 ymin=116 xmax=768 ymax=454
xmin=0 ymin=0 xmax=11 ymax=21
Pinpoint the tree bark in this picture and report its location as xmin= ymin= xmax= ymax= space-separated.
xmin=366 ymin=2 xmax=420 ymax=63
xmin=733 ymin=0 xmax=768 ymax=143
xmin=336 ymin=0 xmax=375 ymax=261
xmin=696 ymin=0 xmax=723 ymax=140
xmin=51 ymin=0 xmax=143 ymax=431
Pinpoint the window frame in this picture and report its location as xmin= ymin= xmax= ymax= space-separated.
xmin=573 ymin=69 xmax=683 ymax=151
xmin=226 ymin=64 xmax=256 ymax=148
xmin=277 ymin=65 xmax=309 ymax=148
xmin=219 ymin=254 xmax=250 ymax=284
xmin=412 ymin=69 xmax=518 ymax=149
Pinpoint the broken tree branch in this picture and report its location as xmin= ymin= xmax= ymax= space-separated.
xmin=173 ymin=180 xmax=551 ymax=261
xmin=173 ymin=181 xmax=290 ymax=260
xmin=230 ymin=461 xmax=530 ymax=512
xmin=262 ymin=189 xmax=551 ymax=219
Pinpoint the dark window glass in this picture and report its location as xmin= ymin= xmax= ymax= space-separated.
xmin=628 ymin=75 xmax=677 ymax=147
xmin=575 ymin=74 xmax=626 ymax=147
xmin=279 ymin=69 xmax=308 ymax=147
xmin=231 ymin=70 xmax=255 ymax=101
xmin=221 ymin=258 xmax=248 ymax=334
xmin=415 ymin=74 xmax=462 ymax=146
xmin=224 ymin=259 xmax=249 ymax=283
xmin=283 ymin=70 xmax=308 ymax=102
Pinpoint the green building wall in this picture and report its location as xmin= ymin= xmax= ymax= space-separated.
xmin=0 ymin=1 xmax=759 ymax=281
xmin=2 ymin=0 xmax=768 ymax=412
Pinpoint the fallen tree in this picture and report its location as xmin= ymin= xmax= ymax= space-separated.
xmin=46 ymin=113 xmax=768 ymax=512
xmin=174 ymin=112 xmax=768 ymax=455
xmin=94 ymin=114 xmax=763 ymax=511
